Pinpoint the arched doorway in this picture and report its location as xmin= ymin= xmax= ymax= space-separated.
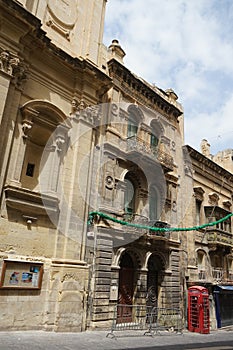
xmin=117 ymin=252 xmax=135 ymax=323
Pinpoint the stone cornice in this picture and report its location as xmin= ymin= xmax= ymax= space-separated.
xmin=107 ymin=58 xmax=183 ymax=121
xmin=185 ymin=145 xmax=233 ymax=182
xmin=0 ymin=0 xmax=42 ymax=29
xmin=0 ymin=0 xmax=112 ymax=96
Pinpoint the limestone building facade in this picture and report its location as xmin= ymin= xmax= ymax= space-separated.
xmin=0 ymin=0 xmax=232 ymax=332
xmin=183 ymin=145 xmax=233 ymax=328
xmin=0 ymin=0 xmax=111 ymax=332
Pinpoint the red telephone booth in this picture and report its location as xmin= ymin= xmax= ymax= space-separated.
xmin=188 ymin=286 xmax=210 ymax=334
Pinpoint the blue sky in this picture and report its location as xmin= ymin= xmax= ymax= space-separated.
xmin=103 ymin=0 xmax=233 ymax=155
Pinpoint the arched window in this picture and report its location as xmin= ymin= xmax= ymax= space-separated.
xmin=149 ymin=186 xmax=159 ymax=221
xmin=124 ymin=178 xmax=135 ymax=214
xmin=127 ymin=105 xmax=143 ymax=139
xmin=150 ymin=120 xmax=164 ymax=153
xmin=150 ymin=133 xmax=159 ymax=150
xmin=197 ymin=250 xmax=207 ymax=280
xmin=127 ymin=118 xmax=138 ymax=138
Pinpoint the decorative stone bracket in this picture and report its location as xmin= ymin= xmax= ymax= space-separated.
xmin=70 ymin=98 xmax=101 ymax=126
xmin=0 ymin=48 xmax=29 ymax=88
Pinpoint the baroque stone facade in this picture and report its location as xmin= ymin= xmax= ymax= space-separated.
xmin=0 ymin=0 xmax=232 ymax=332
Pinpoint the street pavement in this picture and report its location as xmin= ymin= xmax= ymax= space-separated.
xmin=0 ymin=328 xmax=233 ymax=350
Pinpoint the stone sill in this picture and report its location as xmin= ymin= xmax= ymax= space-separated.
xmin=4 ymin=185 xmax=59 ymax=216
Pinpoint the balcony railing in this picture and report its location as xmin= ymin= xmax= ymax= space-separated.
xmin=207 ymin=229 xmax=233 ymax=247
xmin=126 ymin=136 xmax=174 ymax=171
xmin=212 ymin=268 xmax=224 ymax=282
xmin=228 ymin=272 xmax=233 ymax=282
xmin=188 ymin=266 xmax=233 ymax=283
xmin=121 ymin=213 xmax=170 ymax=240
xmin=198 ymin=269 xmax=206 ymax=280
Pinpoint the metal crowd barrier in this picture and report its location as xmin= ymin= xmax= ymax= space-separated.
xmin=107 ymin=304 xmax=183 ymax=338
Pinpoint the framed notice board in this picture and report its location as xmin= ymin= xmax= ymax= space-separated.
xmin=0 ymin=260 xmax=43 ymax=289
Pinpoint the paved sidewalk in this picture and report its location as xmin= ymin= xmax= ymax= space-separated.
xmin=0 ymin=328 xmax=233 ymax=350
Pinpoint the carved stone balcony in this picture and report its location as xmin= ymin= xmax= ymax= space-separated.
xmin=188 ymin=268 xmax=212 ymax=284
xmin=126 ymin=136 xmax=174 ymax=171
xmin=188 ymin=268 xmax=213 ymax=284
xmin=147 ymin=220 xmax=170 ymax=240
xmin=188 ymin=266 xmax=232 ymax=284
xmin=194 ymin=229 xmax=208 ymax=244
xmin=121 ymin=214 xmax=170 ymax=240
xmin=122 ymin=213 xmax=149 ymax=235
xmin=206 ymin=229 xmax=233 ymax=248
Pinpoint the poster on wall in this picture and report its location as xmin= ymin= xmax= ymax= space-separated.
xmin=0 ymin=260 xmax=43 ymax=289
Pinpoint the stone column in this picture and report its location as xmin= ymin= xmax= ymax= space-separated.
xmin=0 ymin=50 xmax=29 ymax=192
xmin=135 ymin=267 xmax=148 ymax=305
xmin=0 ymin=60 xmax=11 ymax=125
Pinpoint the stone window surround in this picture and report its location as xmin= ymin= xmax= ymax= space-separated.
xmin=4 ymin=100 xmax=71 ymax=218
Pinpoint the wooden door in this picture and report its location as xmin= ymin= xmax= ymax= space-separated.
xmin=117 ymin=267 xmax=134 ymax=323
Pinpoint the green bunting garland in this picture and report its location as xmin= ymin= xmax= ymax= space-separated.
xmin=88 ymin=211 xmax=233 ymax=232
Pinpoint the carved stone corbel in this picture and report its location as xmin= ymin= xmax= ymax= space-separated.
xmin=22 ymin=119 xmax=33 ymax=139
xmin=0 ymin=50 xmax=11 ymax=74
xmin=0 ymin=48 xmax=29 ymax=89
xmin=69 ymin=97 xmax=101 ymax=125
xmin=21 ymin=107 xmax=38 ymax=140
xmin=55 ymin=136 xmax=65 ymax=152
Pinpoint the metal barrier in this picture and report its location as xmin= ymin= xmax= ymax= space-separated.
xmin=146 ymin=307 xmax=183 ymax=335
xmin=106 ymin=304 xmax=183 ymax=338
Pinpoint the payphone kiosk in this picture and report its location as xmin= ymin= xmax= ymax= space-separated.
xmin=188 ymin=286 xmax=210 ymax=334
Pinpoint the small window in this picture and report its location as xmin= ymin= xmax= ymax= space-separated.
xmin=127 ymin=119 xmax=138 ymax=138
xmin=150 ymin=134 xmax=159 ymax=148
xmin=26 ymin=163 xmax=35 ymax=177
xmin=196 ymin=200 xmax=202 ymax=226
xmin=150 ymin=134 xmax=159 ymax=155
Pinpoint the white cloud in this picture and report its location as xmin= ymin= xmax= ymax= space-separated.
xmin=185 ymin=93 xmax=233 ymax=153
xmin=104 ymin=0 xmax=233 ymax=153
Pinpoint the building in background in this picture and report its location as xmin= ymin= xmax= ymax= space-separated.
xmin=200 ymin=139 xmax=233 ymax=174
xmin=183 ymin=144 xmax=233 ymax=328
xmin=0 ymin=0 xmax=232 ymax=332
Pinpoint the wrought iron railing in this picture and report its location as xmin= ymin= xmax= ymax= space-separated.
xmin=126 ymin=136 xmax=174 ymax=170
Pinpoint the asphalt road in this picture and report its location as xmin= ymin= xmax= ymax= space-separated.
xmin=0 ymin=329 xmax=233 ymax=350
